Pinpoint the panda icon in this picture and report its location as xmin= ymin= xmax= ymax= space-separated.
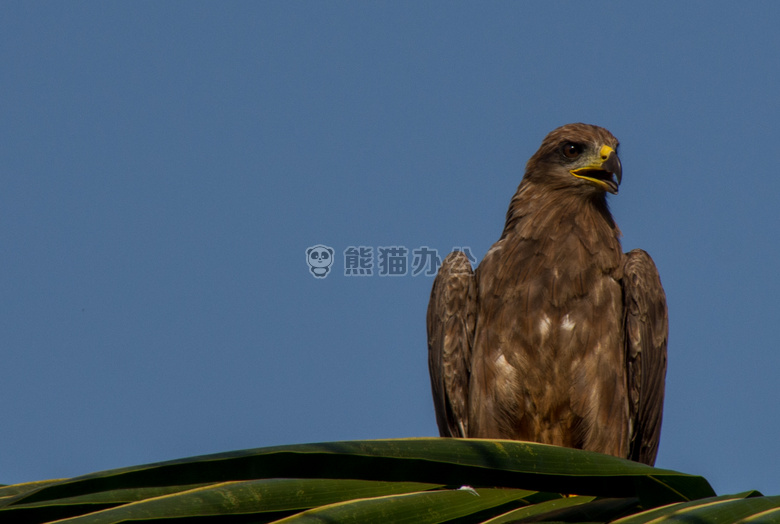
xmin=306 ymin=245 xmax=334 ymax=278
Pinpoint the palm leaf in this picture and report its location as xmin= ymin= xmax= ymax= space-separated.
xmin=0 ymin=438 xmax=774 ymax=523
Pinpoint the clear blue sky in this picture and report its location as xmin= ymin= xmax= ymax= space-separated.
xmin=3 ymin=2 xmax=779 ymax=496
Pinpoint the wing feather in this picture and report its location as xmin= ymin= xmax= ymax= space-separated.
xmin=427 ymin=251 xmax=476 ymax=438
xmin=622 ymin=249 xmax=668 ymax=465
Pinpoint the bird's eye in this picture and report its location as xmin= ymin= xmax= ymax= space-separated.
xmin=562 ymin=142 xmax=583 ymax=159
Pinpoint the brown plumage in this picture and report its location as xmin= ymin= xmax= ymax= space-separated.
xmin=427 ymin=123 xmax=667 ymax=465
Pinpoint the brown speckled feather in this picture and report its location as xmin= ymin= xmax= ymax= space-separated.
xmin=427 ymin=123 xmax=668 ymax=465
xmin=427 ymin=251 xmax=475 ymax=437
xmin=622 ymin=249 xmax=668 ymax=465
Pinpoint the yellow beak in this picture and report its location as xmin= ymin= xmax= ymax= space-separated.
xmin=569 ymin=145 xmax=622 ymax=194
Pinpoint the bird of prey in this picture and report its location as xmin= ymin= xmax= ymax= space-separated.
xmin=427 ymin=123 xmax=667 ymax=465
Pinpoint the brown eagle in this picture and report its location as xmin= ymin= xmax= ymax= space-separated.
xmin=427 ymin=123 xmax=667 ymax=465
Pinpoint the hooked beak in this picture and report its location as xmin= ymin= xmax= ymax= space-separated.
xmin=569 ymin=145 xmax=622 ymax=194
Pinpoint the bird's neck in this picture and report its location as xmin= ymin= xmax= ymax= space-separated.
xmin=501 ymin=181 xmax=622 ymax=267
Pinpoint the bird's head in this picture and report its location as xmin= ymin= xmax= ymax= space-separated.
xmin=524 ymin=123 xmax=622 ymax=195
